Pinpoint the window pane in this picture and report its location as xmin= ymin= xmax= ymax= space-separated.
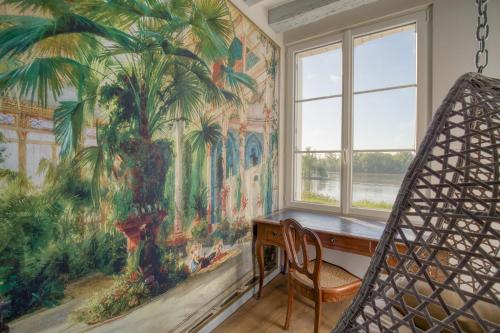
xmin=0 ymin=141 xmax=18 ymax=171
xmin=0 ymin=129 xmax=17 ymax=140
xmin=351 ymin=151 xmax=414 ymax=210
xmin=1 ymin=130 xmax=19 ymax=171
xmin=354 ymin=24 xmax=416 ymax=92
xmin=353 ymin=87 xmax=416 ymax=150
xmin=296 ymin=97 xmax=342 ymax=151
xmin=294 ymin=152 xmax=340 ymax=206
xmin=27 ymin=132 xmax=55 ymax=141
xmin=26 ymin=144 xmax=52 ymax=185
xmin=296 ymin=43 xmax=342 ymax=100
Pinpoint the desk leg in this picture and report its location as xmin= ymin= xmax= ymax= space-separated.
xmin=256 ymin=238 xmax=264 ymax=299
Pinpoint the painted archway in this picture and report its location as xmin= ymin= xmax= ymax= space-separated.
xmin=210 ymin=139 xmax=223 ymax=224
xmin=226 ymin=131 xmax=239 ymax=178
xmin=244 ymin=133 xmax=263 ymax=169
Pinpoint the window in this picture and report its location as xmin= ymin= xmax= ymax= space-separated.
xmin=351 ymin=24 xmax=416 ymax=211
xmin=287 ymin=11 xmax=429 ymax=219
xmin=294 ymin=43 xmax=342 ymax=206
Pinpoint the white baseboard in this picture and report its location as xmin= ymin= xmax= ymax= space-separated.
xmin=197 ymin=268 xmax=281 ymax=333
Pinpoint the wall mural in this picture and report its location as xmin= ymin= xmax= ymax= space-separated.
xmin=0 ymin=1 xmax=279 ymax=332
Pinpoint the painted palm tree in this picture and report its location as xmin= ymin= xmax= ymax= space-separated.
xmin=171 ymin=35 xmax=257 ymax=236
xmin=186 ymin=112 xmax=222 ymax=223
xmin=0 ymin=0 xmax=255 ymax=278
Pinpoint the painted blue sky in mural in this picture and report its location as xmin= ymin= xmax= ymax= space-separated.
xmin=297 ymin=26 xmax=417 ymax=152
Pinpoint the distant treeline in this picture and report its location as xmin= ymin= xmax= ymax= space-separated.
xmin=301 ymin=151 xmax=414 ymax=178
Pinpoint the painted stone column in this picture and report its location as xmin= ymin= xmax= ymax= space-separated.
xmin=173 ymin=119 xmax=184 ymax=236
xmin=262 ymin=105 xmax=273 ymax=216
xmin=17 ymin=130 xmax=27 ymax=173
xmin=238 ymin=121 xmax=247 ymax=215
xmin=206 ymin=144 xmax=212 ymax=225
xmin=239 ymin=34 xmax=249 ymax=217
xmin=221 ymin=112 xmax=229 ymax=218
xmin=51 ymin=144 xmax=58 ymax=162
xmin=263 ymin=106 xmax=270 ymax=161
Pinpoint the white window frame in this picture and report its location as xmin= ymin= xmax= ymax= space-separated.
xmin=285 ymin=10 xmax=430 ymax=221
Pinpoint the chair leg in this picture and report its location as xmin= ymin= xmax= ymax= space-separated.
xmin=284 ymin=276 xmax=294 ymax=330
xmin=314 ymin=294 xmax=322 ymax=333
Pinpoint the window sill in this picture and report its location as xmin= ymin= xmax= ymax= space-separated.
xmin=285 ymin=201 xmax=390 ymax=223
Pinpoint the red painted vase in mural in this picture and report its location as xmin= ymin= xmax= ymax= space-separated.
xmin=116 ymin=210 xmax=166 ymax=251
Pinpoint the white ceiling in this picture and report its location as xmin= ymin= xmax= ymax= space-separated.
xmin=244 ymin=0 xmax=379 ymax=32
xmin=243 ymin=0 xmax=294 ymax=10
xmin=262 ymin=0 xmax=295 ymax=9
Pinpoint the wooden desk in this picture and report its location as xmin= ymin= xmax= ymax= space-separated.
xmin=253 ymin=209 xmax=387 ymax=298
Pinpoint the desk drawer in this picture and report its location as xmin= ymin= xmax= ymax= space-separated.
xmin=263 ymin=225 xmax=284 ymax=246
xmin=319 ymin=234 xmax=372 ymax=257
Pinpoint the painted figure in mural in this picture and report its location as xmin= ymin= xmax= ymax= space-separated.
xmin=201 ymin=239 xmax=225 ymax=268
xmin=0 ymin=0 xmax=279 ymax=330
xmin=188 ymin=242 xmax=203 ymax=273
xmin=187 ymin=239 xmax=226 ymax=272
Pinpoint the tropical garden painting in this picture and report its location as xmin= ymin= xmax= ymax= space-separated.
xmin=0 ymin=0 xmax=279 ymax=331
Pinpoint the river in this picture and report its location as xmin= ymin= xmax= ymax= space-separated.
xmin=305 ymin=172 xmax=405 ymax=207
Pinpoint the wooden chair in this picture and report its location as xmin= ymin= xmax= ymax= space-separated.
xmin=280 ymin=218 xmax=362 ymax=333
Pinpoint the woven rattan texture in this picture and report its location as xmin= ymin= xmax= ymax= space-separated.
xmin=333 ymin=73 xmax=500 ymax=333
xmin=292 ymin=261 xmax=360 ymax=289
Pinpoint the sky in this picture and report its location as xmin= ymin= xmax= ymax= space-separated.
xmin=296 ymin=25 xmax=417 ymax=152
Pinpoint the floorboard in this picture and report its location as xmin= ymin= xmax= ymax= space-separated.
xmin=214 ymin=274 xmax=354 ymax=333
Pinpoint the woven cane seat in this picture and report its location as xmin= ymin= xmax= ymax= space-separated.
xmin=292 ymin=260 xmax=361 ymax=292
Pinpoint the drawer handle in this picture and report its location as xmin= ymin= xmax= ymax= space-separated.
xmin=272 ymin=231 xmax=279 ymax=237
xmin=330 ymin=238 xmax=336 ymax=244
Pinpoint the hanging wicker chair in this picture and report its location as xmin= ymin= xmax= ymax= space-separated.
xmin=333 ymin=72 xmax=500 ymax=333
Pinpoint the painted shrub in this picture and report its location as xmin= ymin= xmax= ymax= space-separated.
xmin=0 ymin=1 xmax=279 ymax=332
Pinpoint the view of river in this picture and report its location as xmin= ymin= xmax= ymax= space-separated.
xmin=305 ymin=172 xmax=404 ymax=206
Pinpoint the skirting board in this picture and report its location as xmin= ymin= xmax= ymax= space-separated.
xmin=197 ymin=268 xmax=282 ymax=333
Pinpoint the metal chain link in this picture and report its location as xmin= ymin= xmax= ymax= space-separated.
xmin=475 ymin=0 xmax=489 ymax=73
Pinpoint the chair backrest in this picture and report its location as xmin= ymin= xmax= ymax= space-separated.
xmin=281 ymin=218 xmax=323 ymax=288
xmin=333 ymin=73 xmax=500 ymax=332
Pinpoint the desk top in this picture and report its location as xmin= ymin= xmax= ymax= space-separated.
xmin=253 ymin=209 xmax=387 ymax=241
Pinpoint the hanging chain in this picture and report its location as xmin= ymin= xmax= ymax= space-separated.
xmin=475 ymin=0 xmax=489 ymax=73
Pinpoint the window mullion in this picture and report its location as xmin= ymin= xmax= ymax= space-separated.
xmin=341 ymin=29 xmax=352 ymax=216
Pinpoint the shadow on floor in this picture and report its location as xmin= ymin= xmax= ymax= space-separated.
xmin=214 ymin=274 xmax=354 ymax=333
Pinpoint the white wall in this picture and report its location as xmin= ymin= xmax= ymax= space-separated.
xmin=432 ymin=0 xmax=500 ymax=110
xmin=324 ymin=249 xmax=373 ymax=278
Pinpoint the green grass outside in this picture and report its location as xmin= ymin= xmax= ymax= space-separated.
xmin=352 ymin=200 xmax=393 ymax=210
xmin=302 ymin=192 xmax=392 ymax=210
xmin=301 ymin=191 xmax=338 ymax=205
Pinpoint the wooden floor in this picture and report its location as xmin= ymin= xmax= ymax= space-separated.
xmin=214 ymin=274 xmax=354 ymax=333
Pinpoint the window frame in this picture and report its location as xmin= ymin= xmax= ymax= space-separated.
xmin=285 ymin=10 xmax=430 ymax=221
